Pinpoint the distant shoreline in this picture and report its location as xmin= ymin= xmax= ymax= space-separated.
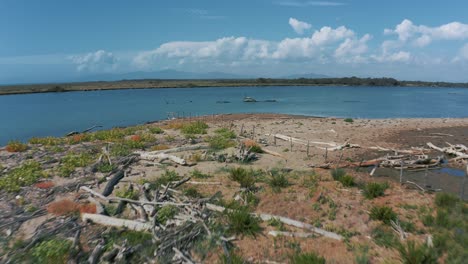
xmin=1 ymin=77 xmax=468 ymax=96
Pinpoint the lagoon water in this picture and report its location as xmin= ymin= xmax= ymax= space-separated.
xmin=1 ymin=85 xmax=468 ymax=145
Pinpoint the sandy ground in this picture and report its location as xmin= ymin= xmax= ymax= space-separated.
xmin=1 ymin=113 xmax=467 ymax=263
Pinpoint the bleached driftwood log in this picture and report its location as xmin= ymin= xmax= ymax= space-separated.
xmin=205 ymin=203 xmax=342 ymax=241
xmin=262 ymin=148 xmax=286 ymax=159
xmin=138 ymin=152 xmax=187 ymax=165
xmin=427 ymin=142 xmax=468 ymax=159
xmin=81 ymin=213 xmax=153 ymax=232
xmin=268 ymin=231 xmax=316 ymax=238
xmin=267 ymin=134 xmax=337 ymax=147
xmin=317 ymin=142 xmax=360 ymax=151
xmin=368 ymin=146 xmax=427 ymax=154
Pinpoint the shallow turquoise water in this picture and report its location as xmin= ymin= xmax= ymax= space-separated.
xmin=1 ymin=85 xmax=467 ymax=145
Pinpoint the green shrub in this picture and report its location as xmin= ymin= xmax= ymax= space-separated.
xmin=207 ymin=135 xmax=236 ymax=150
xmin=181 ymin=121 xmax=208 ymax=135
xmin=183 ymin=187 xmax=202 ymax=198
xmin=397 ymin=240 xmax=438 ymax=264
xmin=226 ymin=206 xmax=261 ymax=237
xmin=0 ymin=161 xmax=46 ymax=192
xmin=331 ymin=168 xmax=346 ymax=181
xmin=421 ymin=214 xmax=434 ymax=227
xmin=435 ymin=209 xmax=450 ymax=227
xmin=339 ymin=175 xmax=355 ymax=187
xmin=363 ymin=182 xmax=388 ymax=199
xmin=190 ymin=169 xmax=212 ymax=179
xmin=268 ymin=172 xmax=290 ymax=192
xmin=115 ymin=185 xmax=139 ymax=200
xmin=6 ymin=140 xmax=28 ymax=152
xmin=372 ymin=226 xmax=398 ymax=248
xmin=110 ymin=143 xmax=132 ymax=157
xmin=29 ymin=137 xmax=64 ymax=146
xmin=155 ymin=170 xmax=181 ymax=186
xmin=214 ymin=128 xmax=236 ymax=139
xmin=229 ymin=167 xmax=256 ymax=189
xmin=219 ymin=252 xmax=246 ymax=264
xmin=290 ymin=252 xmax=326 ymax=264
xmin=248 ymin=145 xmax=264 ymax=153
xmin=31 ymin=238 xmax=72 ymax=264
xmin=267 ymin=217 xmax=285 ymax=231
xmin=369 ymin=206 xmax=397 ymax=225
xmin=243 ymin=191 xmax=260 ymax=207
xmin=149 ymin=127 xmax=164 ymax=134
xmin=157 ymin=205 xmax=178 ymax=224
xmin=435 ymin=192 xmax=459 ymax=208
xmin=96 ymin=162 xmax=116 ymax=173
xmin=58 ymin=152 xmax=94 ymax=177
xmin=344 ymin=118 xmax=354 ymax=123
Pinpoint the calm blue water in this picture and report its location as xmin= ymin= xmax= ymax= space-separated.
xmin=1 ymin=86 xmax=467 ymax=145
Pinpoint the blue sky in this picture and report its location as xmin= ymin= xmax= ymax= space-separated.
xmin=2 ymin=0 xmax=468 ymax=83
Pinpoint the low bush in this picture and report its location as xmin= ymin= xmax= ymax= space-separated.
xmin=157 ymin=205 xmax=178 ymax=224
xmin=397 ymin=240 xmax=438 ymax=264
xmin=29 ymin=137 xmax=64 ymax=146
xmin=183 ymin=187 xmax=202 ymax=198
xmin=331 ymin=169 xmax=355 ymax=187
xmin=369 ymin=205 xmax=397 ymax=225
xmin=435 ymin=192 xmax=459 ymax=208
xmin=96 ymin=162 xmax=116 ymax=173
xmin=58 ymin=152 xmax=94 ymax=177
xmin=31 ymin=238 xmax=72 ymax=264
xmin=115 ymin=185 xmax=139 ymax=200
xmin=47 ymin=199 xmax=79 ymax=216
xmin=155 ymin=170 xmax=181 ymax=187
xmin=268 ymin=171 xmax=290 ymax=192
xmin=228 ymin=167 xmax=256 ymax=189
xmin=149 ymin=126 xmax=164 ymax=134
xmin=363 ymin=182 xmax=388 ymax=199
xmin=181 ymin=121 xmax=208 ymax=135
xmin=226 ymin=206 xmax=261 ymax=237
xmin=110 ymin=143 xmax=132 ymax=157
xmin=207 ymin=135 xmax=236 ymax=150
xmin=190 ymin=169 xmax=212 ymax=179
xmin=0 ymin=161 xmax=46 ymax=192
xmin=372 ymin=226 xmax=398 ymax=248
xmin=214 ymin=128 xmax=236 ymax=139
xmin=5 ymin=141 xmax=27 ymax=152
xmin=290 ymin=252 xmax=326 ymax=264
xmin=344 ymin=118 xmax=354 ymax=123
xmin=331 ymin=168 xmax=346 ymax=181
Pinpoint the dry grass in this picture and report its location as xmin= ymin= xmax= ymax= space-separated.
xmin=34 ymin=181 xmax=55 ymax=189
xmin=151 ymin=145 xmax=171 ymax=151
xmin=47 ymin=199 xmax=96 ymax=215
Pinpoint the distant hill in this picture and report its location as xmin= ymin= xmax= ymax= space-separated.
xmin=282 ymin=73 xmax=330 ymax=79
xmin=83 ymin=70 xmax=253 ymax=82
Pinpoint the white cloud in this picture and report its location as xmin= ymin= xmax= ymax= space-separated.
xmin=453 ymin=43 xmax=468 ymax=62
xmin=334 ymin=34 xmax=371 ymax=62
xmin=384 ymin=19 xmax=468 ymax=47
xmin=69 ymin=50 xmax=117 ymax=72
xmin=134 ymin=25 xmax=363 ymax=67
xmin=373 ymin=51 xmax=411 ymax=63
xmin=289 ymin=18 xmax=312 ymax=34
xmin=277 ymin=1 xmax=345 ymax=7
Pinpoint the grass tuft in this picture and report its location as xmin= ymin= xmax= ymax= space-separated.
xmin=228 ymin=167 xmax=257 ymax=189
xmin=0 ymin=161 xmax=46 ymax=192
xmin=369 ymin=205 xmax=397 ymax=225
xmin=363 ymin=182 xmax=389 ymax=199
xmin=6 ymin=141 xmax=28 ymax=152
xmin=226 ymin=206 xmax=262 ymax=237
xmin=290 ymin=252 xmax=326 ymax=264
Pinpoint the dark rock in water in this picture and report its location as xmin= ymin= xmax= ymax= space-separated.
xmin=264 ymin=99 xmax=277 ymax=102
xmin=216 ymin=100 xmax=231 ymax=104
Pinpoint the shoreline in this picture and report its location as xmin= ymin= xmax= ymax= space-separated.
xmin=2 ymin=77 xmax=468 ymax=96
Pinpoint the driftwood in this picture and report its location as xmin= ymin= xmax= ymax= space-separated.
xmin=268 ymin=231 xmax=316 ymax=238
xmin=138 ymin=152 xmax=187 ymax=165
xmin=66 ymin=125 xmax=103 ymax=136
xmin=88 ymin=241 xmax=105 ymax=264
xmin=81 ymin=213 xmax=153 ymax=232
xmin=205 ymin=203 xmax=342 ymax=241
xmin=368 ymin=146 xmax=427 ymax=154
xmin=262 ymin=148 xmax=286 ymax=159
xmin=268 ymin=134 xmax=337 ymax=147
xmin=427 ymin=142 xmax=468 ymax=159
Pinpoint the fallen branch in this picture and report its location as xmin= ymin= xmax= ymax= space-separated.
xmin=138 ymin=152 xmax=187 ymax=165
xmin=262 ymin=148 xmax=287 ymax=159
xmin=81 ymin=213 xmax=153 ymax=232
xmin=268 ymin=231 xmax=316 ymax=238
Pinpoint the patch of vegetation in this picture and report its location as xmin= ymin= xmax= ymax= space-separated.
xmin=5 ymin=140 xmax=28 ymax=152
xmin=151 ymin=144 xmax=171 ymax=151
xmin=214 ymin=127 xmax=236 ymax=139
xmin=0 ymin=161 xmax=46 ymax=192
xmin=267 ymin=170 xmax=290 ymax=192
xmin=155 ymin=170 xmax=181 ymax=187
xmin=397 ymin=240 xmax=438 ymax=264
xmin=157 ymin=205 xmax=178 ymax=224
xmin=219 ymin=251 xmax=246 ymax=264
xmin=362 ymin=182 xmax=389 ymax=199
xmin=344 ymin=118 xmax=354 ymax=123
xmin=228 ymin=167 xmax=257 ymax=189
xmin=115 ymin=185 xmax=139 ymax=200
xmin=149 ymin=126 xmax=164 ymax=134
xmin=207 ymin=134 xmax=236 ymax=150
xmin=369 ymin=205 xmax=397 ymax=225
xmin=331 ymin=169 xmax=355 ymax=187
xmin=183 ymin=187 xmax=203 ymax=198
xmin=103 ymin=229 xmax=153 ymax=251
xmin=190 ymin=169 xmax=212 ymax=179
xmin=29 ymin=136 xmax=64 ymax=146
xmin=181 ymin=121 xmax=209 ymax=135
xmin=58 ymin=152 xmax=94 ymax=177
xmin=31 ymin=237 xmax=72 ymax=264
xmin=96 ymin=162 xmax=116 ymax=173
xmin=226 ymin=206 xmax=262 ymax=237
xmin=243 ymin=191 xmax=260 ymax=207
xmin=372 ymin=226 xmax=398 ymax=248
xmin=435 ymin=192 xmax=459 ymax=208
xmin=110 ymin=143 xmax=132 ymax=157
xmin=267 ymin=217 xmax=286 ymax=231
xmin=290 ymin=252 xmax=326 ymax=264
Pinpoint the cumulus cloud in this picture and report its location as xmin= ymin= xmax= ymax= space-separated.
xmin=334 ymin=34 xmax=372 ymax=62
xmin=289 ymin=18 xmax=312 ymax=34
xmin=373 ymin=51 xmax=411 ymax=63
xmin=133 ymin=25 xmax=364 ymax=67
xmin=69 ymin=50 xmax=117 ymax=72
xmin=384 ymin=19 xmax=468 ymax=47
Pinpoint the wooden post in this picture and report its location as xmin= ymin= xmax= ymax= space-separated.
xmin=400 ymin=161 xmax=404 ymax=185
xmin=325 ymin=148 xmax=328 ymax=162
xmin=240 ymin=124 xmax=244 ymax=135
xmin=460 ymin=164 xmax=467 ymax=200
xmin=274 ymin=135 xmax=277 ymax=146
xmin=290 ymin=137 xmax=293 ymax=152
xmin=252 ymin=126 xmax=255 ymax=140
xmin=307 ymin=140 xmax=310 ymax=157
xmin=424 ymin=165 xmax=428 ymax=187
